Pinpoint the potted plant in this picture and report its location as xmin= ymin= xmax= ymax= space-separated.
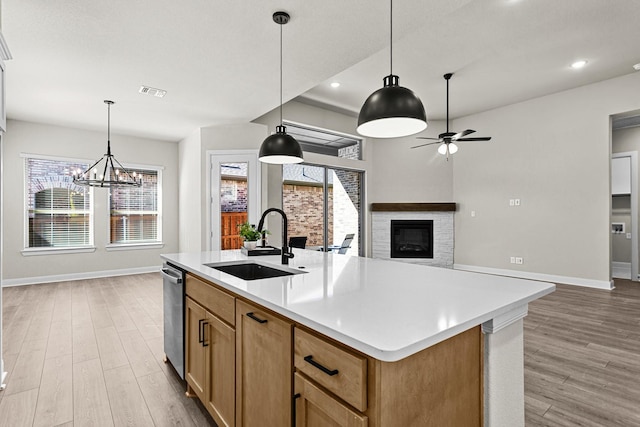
xmin=238 ymin=222 xmax=262 ymax=250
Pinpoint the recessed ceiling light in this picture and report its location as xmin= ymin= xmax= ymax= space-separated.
xmin=633 ymin=63 xmax=640 ymax=71
xmin=571 ymin=60 xmax=588 ymax=69
xmin=330 ymin=82 xmax=341 ymax=88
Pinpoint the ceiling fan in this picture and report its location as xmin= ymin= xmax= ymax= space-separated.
xmin=411 ymin=73 xmax=491 ymax=159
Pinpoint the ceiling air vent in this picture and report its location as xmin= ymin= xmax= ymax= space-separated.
xmin=139 ymin=85 xmax=167 ymax=98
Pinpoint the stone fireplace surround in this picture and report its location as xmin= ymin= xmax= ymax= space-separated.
xmin=371 ymin=203 xmax=455 ymax=268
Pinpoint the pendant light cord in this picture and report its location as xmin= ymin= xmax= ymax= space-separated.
xmin=107 ymin=102 xmax=112 ymax=155
xmin=389 ymin=0 xmax=393 ymax=75
xmin=280 ymin=20 xmax=283 ymax=126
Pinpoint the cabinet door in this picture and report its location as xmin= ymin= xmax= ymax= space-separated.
xmin=185 ymin=297 xmax=208 ymax=401
xmin=236 ymin=300 xmax=292 ymax=427
xmin=206 ymin=313 xmax=236 ymax=427
xmin=294 ymin=373 xmax=367 ymax=427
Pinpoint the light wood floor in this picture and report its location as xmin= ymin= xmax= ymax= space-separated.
xmin=524 ymin=278 xmax=640 ymax=427
xmin=1 ymin=274 xmax=639 ymax=426
xmin=0 ymin=273 xmax=215 ymax=427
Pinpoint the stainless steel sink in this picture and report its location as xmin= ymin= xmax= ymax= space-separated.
xmin=205 ymin=262 xmax=306 ymax=281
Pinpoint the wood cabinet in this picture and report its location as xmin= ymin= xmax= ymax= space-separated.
xmin=294 ymin=373 xmax=368 ymax=427
xmin=236 ymin=299 xmax=292 ymax=427
xmin=185 ymin=275 xmax=236 ymax=427
xmin=184 ymin=271 xmax=482 ymax=427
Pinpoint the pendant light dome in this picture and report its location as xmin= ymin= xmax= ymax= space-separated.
xmin=357 ymin=0 xmax=427 ymax=139
xmin=258 ymin=11 xmax=303 ymax=164
xmin=72 ymin=100 xmax=142 ymax=188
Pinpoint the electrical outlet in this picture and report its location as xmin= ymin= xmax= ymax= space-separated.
xmin=471 ymin=210 xmax=476 ymax=217
xmin=509 ymin=199 xmax=515 ymax=206
xmin=627 ymin=233 xmax=632 ymax=239
xmin=510 ymin=257 xmax=516 ymax=264
xmin=514 ymin=199 xmax=521 ymax=206
xmin=515 ymin=257 xmax=523 ymax=265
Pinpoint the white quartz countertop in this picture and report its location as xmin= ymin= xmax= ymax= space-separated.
xmin=162 ymin=250 xmax=554 ymax=362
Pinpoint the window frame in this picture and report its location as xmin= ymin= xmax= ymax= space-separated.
xmin=105 ymin=162 xmax=164 ymax=250
xmin=21 ymin=153 xmax=96 ymax=256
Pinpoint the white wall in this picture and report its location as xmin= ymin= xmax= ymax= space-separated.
xmin=369 ymin=119 xmax=451 ymax=203
xmin=177 ymin=123 xmax=267 ymax=252
xmin=452 ymin=72 xmax=640 ymax=287
xmin=2 ymin=119 xmax=179 ymax=284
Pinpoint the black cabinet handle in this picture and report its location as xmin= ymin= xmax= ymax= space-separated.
xmin=293 ymin=393 xmax=301 ymax=426
xmin=303 ymin=355 xmax=339 ymax=376
xmin=246 ymin=312 xmax=268 ymax=324
xmin=201 ymin=321 xmax=209 ymax=347
xmin=198 ymin=319 xmax=205 ymax=344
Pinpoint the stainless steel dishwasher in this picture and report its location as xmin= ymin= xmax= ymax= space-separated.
xmin=161 ymin=262 xmax=185 ymax=379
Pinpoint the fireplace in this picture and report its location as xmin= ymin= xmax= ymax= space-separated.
xmin=390 ymin=220 xmax=433 ymax=259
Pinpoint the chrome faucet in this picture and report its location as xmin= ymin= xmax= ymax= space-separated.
xmin=257 ymin=208 xmax=294 ymax=265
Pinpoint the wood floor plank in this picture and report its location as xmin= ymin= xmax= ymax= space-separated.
xmin=5 ymin=338 xmax=47 ymax=395
xmin=33 ymin=354 xmax=73 ymax=427
xmin=524 ymin=279 xmax=640 ymax=426
xmin=103 ymin=365 xmax=155 ymax=427
xmin=137 ymin=371 xmax=200 ymax=427
xmin=46 ymin=319 xmax=73 ymax=360
xmin=118 ymin=329 xmax=161 ymax=378
xmin=95 ymin=326 xmax=129 ymax=371
xmin=73 ymin=358 xmax=113 ymax=427
xmin=0 ymin=388 xmax=39 ymax=427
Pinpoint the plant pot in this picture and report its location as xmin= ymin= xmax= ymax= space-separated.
xmin=244 ymin=241 xmax=257 ymax=250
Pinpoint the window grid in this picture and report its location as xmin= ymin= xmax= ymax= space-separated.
xmin=109 ymin=168 xmax=161 ymax=244
xmin=26 ymin=157 xmax=92 ymax=248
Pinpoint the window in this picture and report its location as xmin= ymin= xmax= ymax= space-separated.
xmin=109 ymin=167 xmax=161 ymax=245
xmin=284 ymin=121 xmax=362 ymax=160
xmin=25 ymin=157 xmax=92 ymax=249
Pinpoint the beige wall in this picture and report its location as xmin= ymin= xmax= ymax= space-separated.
xmin=2 ymin=119 xmax=179 ymax=284
xmin=452 ymin=72 xmax=640 ymax=285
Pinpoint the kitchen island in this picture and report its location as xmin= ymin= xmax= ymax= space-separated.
xmin=162 ymin=249 xmax=554 ymax=427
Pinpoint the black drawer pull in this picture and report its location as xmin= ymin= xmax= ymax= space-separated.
xmin=304 ymin=355 xmax=339 ymax=376
xmin=198 ymin=319 xmax=205 ymax=343
xmin=246 ymin=312 xmax=268 ymax=324
xmin=201 ymin=321 xmax=209 ymax=347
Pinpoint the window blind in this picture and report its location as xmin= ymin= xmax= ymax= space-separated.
xmin=110 ymin=169 xmax=160 ymax=244
xmin=26 ymin=158 xmax=92 ymax=248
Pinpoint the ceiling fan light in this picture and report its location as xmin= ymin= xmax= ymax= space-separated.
xmin=437 ymin=143 xmax=448 ymax=155
xmin=258 ymin=125 xmax=304 ymax=164
xmin=448 ymin=142 xmax=458 ymax=154
xmin=357 ymin=75 xmax=427 ymax=138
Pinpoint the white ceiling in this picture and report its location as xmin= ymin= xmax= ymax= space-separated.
xmin=3 ymin=0 xmax=640 ymax=142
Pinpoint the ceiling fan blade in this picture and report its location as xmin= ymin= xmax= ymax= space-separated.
xmin=415 ymin=137 xmax=441 ymax=140
xmin=411 ymin=141 xmax=441 ymax=149
xmin=456 ymin=137 xmax=492 ymax=142
xmin=452 ymin=129 xmax=475 ymax=140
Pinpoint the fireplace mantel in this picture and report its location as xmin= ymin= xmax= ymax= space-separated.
xmin=371 ymin=202 xmax=456 ymax=212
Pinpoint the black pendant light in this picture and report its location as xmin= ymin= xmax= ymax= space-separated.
xmin=357 ymin=0 xmax=427 ymax=138
xmin=72 ymin=100 xmax=142 ymax=187
xmin=258 ymin=11 xmax=304 ymax=164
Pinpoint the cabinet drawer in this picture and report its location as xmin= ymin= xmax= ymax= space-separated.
xmin=186 ymin=274 xmax=235 ymax=326
xmin=294 ymin=372 xmax=368 ymax=427
xmin=294 ymin=328 xmax=367 ymax=412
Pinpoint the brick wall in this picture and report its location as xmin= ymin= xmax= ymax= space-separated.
xmin=283 ymin=183 xmax=333 ymax=247
xmin=220 ymin=178 xmax=248 ymax=212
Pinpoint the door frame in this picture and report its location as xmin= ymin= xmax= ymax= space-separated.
xmin=207 ymin=150 xmax=261 ymax=251
xmin=612 ymin=151 xmax=638 ymax=281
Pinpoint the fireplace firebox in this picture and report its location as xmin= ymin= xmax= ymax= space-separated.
xmin=390 ymin=220 xmax=434 ymax=259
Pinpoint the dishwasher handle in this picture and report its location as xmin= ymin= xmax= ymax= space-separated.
xmin=161 ymin=267 xmax=183 ymax=285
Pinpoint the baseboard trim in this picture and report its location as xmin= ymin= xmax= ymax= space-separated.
xmin=612 ymin=261 xmax=632 ymax=280
xmin=453 ymin=264 xmax=614 ymax=290
xmin=1 ymin=266 xmax=160 ymax=287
